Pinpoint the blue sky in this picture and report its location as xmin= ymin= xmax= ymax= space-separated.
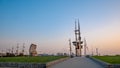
xmin=0 ymin=0 xmax=120 ymax=55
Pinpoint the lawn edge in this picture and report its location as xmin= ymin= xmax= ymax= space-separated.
xmin=86 ymin=56 xmax=120 ymax=68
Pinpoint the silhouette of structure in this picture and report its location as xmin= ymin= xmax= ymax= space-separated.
xmin=15 ymin=43 xmax=19 ymax=56
xmin=72 ymin=20 xmax=83 ymax=57
xmin=69 ymin=39 xmax=72 ymax=57
xmin=84 ymin=38 xmax=87 ymax=56
xmin=22 ymin=43 xmax=25 ymax=55
xmin=11 ymin=46 xmax=14 ymax=54
xmin=96 ymin=48 xmax=99 ymax=56
xmin=29 ymin=44 xmax=37 ymax=56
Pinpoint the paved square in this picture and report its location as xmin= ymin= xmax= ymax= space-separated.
xmin=49 ymin=57 xmax=103 ymax=68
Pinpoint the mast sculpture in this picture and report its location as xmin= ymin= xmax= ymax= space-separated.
xmin=72 ymin=20 xmax=83 ymax=57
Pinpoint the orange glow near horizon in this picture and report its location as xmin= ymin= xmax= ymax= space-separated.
xmin=86 ymin=22 xmax=120 ymax=55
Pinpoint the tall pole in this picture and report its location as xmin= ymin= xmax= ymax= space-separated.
xmin=96 ymin=48 xmax=98 ymax=56
xmin=11 ymin=46 xmax=14 ymax=54
xmin=1 ymin=50 xmax=3 ymax=57
xmin=75 ymin=20 xmax=77 ymax=56
xmin=78 ymin=19 xmax=82 ymax=57
xmin=75 ymin=20 xmax=77 ymax=41
xmin=16 ymin=43 xmax=19 ymax=56
xmin=84 ymin=38 xmax=87 ymax=56
xmin=22 ymin=43 xmax=25 ymax=55
xmin=8 ymin=49 xmax=11 ymax=53
xmin=69 ymin=39 xmax=72 ymax=57
xmin=91 ymin=46 xmax=94 ymax=56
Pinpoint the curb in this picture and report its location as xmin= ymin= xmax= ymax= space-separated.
xmin=86 ymin=56 xmax=120 ymax=68
xmin=0 ymin=57 xmax=70 ymax=68
xmin=86 ymin=56 xmax=109 ymax=68
xmin=46 ymin=57 xmax=70 ymax=68
xmin=0 ymin=62 xmax=46 ymax=68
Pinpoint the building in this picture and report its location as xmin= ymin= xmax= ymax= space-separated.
xmin=29 ymin=44 xmax=37 ymax=56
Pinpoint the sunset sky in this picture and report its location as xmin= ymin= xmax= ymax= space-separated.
xmin=0 ymin=0 xmax=120 ymax=55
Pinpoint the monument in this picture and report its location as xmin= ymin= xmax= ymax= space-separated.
xmin=72 ymin=20 xmax=83 ymax=57
xmin=29 ymin=44 xmax=37 ymax=56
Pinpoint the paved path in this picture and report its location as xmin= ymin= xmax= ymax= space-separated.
xmin=49 ymin=57 xmax=103 ymax=68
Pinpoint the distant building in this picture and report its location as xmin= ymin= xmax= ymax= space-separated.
xmin=38 ymin=54 xmax=49 ymax=56
xmin=0 ymin=53 xmax=2 ymax=57
xmin=29 ymin=44 xmax=37 ymax=56
xmin=57 ymin=53 xmax=63 ymax=56
xmin=0 ymin=52 xmax=7 ymax=57
xmin=63 ymin=53 xmax=68 ymax=56
xmin=56 ymin=53 xmax=68 ymax=56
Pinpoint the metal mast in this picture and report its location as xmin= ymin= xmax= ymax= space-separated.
xmin=78 ymin=19 xmax=82 ymax=57
xmin=75 ymin=20 xmax=77 ymax=41
xmin=75 ymin=20 xmax=77 ymax=56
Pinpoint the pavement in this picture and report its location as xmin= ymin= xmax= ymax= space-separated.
xmin=49 ymin=57 xmax=104 ymax=68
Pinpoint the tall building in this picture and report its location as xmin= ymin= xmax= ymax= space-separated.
xmin=29 ymin=44 xmax=37 ymax=56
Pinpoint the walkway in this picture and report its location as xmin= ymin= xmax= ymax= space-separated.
xmin=49 ymin=57 xmax=103 ymax=68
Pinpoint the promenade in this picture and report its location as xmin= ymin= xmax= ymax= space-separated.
xmin=49 ymin=57 xmax=103 ymax=68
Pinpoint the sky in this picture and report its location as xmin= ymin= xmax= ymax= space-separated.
xmin=0 ymin=0 xmax=120 ymax=55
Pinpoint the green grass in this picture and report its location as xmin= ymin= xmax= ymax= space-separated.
xmin=93 ymin=56 xmax=120 ymax=64
xmin=0 ymin=56 xmax=67 ymax=63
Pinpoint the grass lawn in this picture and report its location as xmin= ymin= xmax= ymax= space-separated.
xmin=93 ymin=56 xmax=120 ymax=64
xmin=0 ymin=56 xmax=67 ymax=63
